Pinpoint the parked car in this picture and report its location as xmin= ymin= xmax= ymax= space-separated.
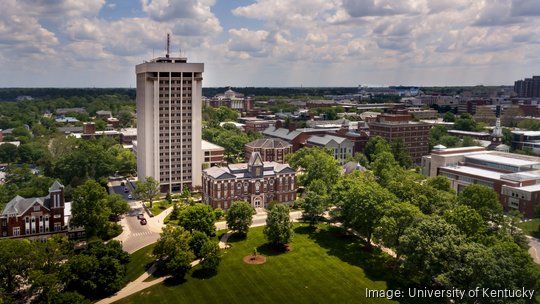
xmin=124 ymin=187 xmax=129 ymax=193
xmin=128 ymin=194 xmax=132 ymax=199
xmin=137 ymin=213 xmax=145 ymax=220
xmin=140 ymin=218 xmax=147 ymax=225
xmin=121 ymin=181 xmax=125 ymax=186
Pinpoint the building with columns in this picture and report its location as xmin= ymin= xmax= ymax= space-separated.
xmin=136 ymin=48 xmax=204 ymax=193
xmin=202 ymin=152 xmax=296 ymax=210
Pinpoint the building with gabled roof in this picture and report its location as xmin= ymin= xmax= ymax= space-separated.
xmin=0 ymin=181 xmax=82 ymax=241
xmin=202 ymin=152 xmax=296 ymax=210
xmin=305 ymin=135 xmax=354 ymax=165
xmin=245 ymin=138 xmax=293 ymax=164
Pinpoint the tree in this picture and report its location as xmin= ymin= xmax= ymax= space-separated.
xmin=425 ymin=176 xmax=453 ymax=193
xmin=302 ymin=190 xmax=326 ymax=227
xmin=153 ymin=226 xmax=194 ymax=279
xmin=442 ymin=242 xmax=540 ymax=302
xmin=461 ymin=136 xmax=476 ymax=147
xmin=117 ymin=110 xmax=133 ymax=127
xmin=391 ymin=139 xmax=412 ymax=168
xmin=444 ymin=205 xmax=487 ymax=238
xmin=458 ymin=184 xmax=502 ymax=223
xmin=264 ymin=204 xmax=293 ymax=248
xmin=371 ymin=151 xmax=401 ymax=187
xmin=107 ymin=194 xmax=130 ymax=220
xmin=63 ymin=241 xmax=128 ymax=299
xmin=454 ymin=113 xmax=478 ymax=131
xmin=226 ymin=201 xmax=255 ymax=235
xmin=443 ymin=111 xmax=455 ymax=122
xmin=0 ymin=239 xmax=37 ymax=296
xmin=341 ymin=178 xmax=396 ymax=249
xmin=190 ymin=231 xmax=210 ymax=258
xmin=179 ymin=204 xmax=216 ymax=236
xmin=0 ymin=143 xmax=18 ymax=163
xmin=363 ymin=136 xmax=391 ymax=163
xmin=374 ymin=202 xmax=423 ymax=257
xmin=398 ymin=217 xmax=465 ymax=284
xmin=287 ymin=147 xmax=341 ymax=189
xmin=133 ymin=176 xmax=160 ymax=208
xmin=71 ymin=179 xmax=110 ymax=237
xmin=200 ymin=240 xmax=222 ymax=273
xmin=213 ymin=207 xmax=224 ymax=220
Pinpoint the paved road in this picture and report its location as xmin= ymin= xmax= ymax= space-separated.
xmin=528 ymin=237 xmax=540 ymax=264
xmin=215 ymin=210 xmax=303 ymax=230
xmin=111 ymin=179 xmax=161 ymax=254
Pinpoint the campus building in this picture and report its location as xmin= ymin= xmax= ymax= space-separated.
xmin=369 ymin=114 xmax=430 ymax=164
xmin=202 ymin=152 xmax=296 ymax=210
xmin=245 ymin=138 xmax=293 ymax=164
xmin=0 ymin=181 xmax=82 ymax=241
xmin=136 ymin=44 xmax=204 ymax=192
xmin=422 ymin=146 xmax=540 ymax=218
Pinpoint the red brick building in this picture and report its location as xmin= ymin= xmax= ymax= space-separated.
xmin=202 ymin=140 xmax=225 ymax=167
xmin=202 ymin=152 xmax=296 ymax=210
xmin=369 ymin=114 xmax=430 ymax=164
xmin=245 ymin=138 xmax=293 ymax=163
xmin=0 ymin=181 xmax=81 ymax=240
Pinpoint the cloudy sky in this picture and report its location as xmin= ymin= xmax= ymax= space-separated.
xmin=1 ymin=0 xmax=539 ymax=87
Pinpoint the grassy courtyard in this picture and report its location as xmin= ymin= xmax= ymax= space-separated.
xmin=124 ymin=243 xmax=156 ymax=284
xmin=116 ymin=224 xmax=415 ymax=304
xmin=518 ymin=219 xmax=540 ymax=238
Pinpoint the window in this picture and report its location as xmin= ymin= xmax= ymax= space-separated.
xmin=33 ymin=205 xmax=40 ymax=211
xmin=13 ymin=227 xmax=20 ymax=236
xmin=54 ymin=223 xmax=61 ymax=232
xmin=255 ymin=182 xmax=260 ymax=192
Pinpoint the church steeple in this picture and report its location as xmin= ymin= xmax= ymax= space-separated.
xmin=492 ymin=105 xmax=502 ymax=138
xmin=248 ymin=152 xmax=264 ymax=178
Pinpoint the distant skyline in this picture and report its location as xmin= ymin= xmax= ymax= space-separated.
xmin=1 ymin=0 xmax=540 ymax=88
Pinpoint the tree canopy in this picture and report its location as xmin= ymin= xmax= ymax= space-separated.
xmin=226 ymin=201 xmax=255 ymax=235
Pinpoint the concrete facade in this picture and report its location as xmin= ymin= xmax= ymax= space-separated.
xmin=136 ymin=56 xmax=204 ymax=193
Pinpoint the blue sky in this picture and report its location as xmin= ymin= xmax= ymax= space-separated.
xmin=1 ymin=0 xmax=540 ymax=87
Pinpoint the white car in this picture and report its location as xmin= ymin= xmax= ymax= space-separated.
xmin=128 ymin=194 xmax=133 ymax=199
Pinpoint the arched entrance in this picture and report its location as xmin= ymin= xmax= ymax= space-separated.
xmin=254 ymin=197 xmax=262 ymax=208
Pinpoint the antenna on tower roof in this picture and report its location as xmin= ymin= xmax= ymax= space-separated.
xmin=166 ymin=33 xmax=170 ymax=58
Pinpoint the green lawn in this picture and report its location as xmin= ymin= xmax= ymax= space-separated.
xmin=146 ymin=200 xmax=173 ymax=216
xmin=518 ymin=219 xmax=540 ymax=238
xmin=124 ymin=243 xmax=156 ymax=284
xmin=116 ymin=224 xmax=417 ymax=304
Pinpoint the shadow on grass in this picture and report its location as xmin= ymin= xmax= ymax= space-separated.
xmin=226 ymin=233 xmax=247 ymax=243
xmin=191 ymin=268 xmax=218 ymax=280
xmin=295 ymin=224 xmax=439 ymax=304
xmin=256 ymin=243 xmax=290 ymax=257
xmin=163 ymin=275 xmax=187 ymax=287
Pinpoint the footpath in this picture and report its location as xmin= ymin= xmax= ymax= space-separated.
xmin=97 ymin=231 xmax=233 ymax=304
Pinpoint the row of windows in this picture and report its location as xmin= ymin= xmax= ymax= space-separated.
xmin=159 ymin=150 xmax=192 ymax=156
xmin=159 ymin=94 xmax=192 ymax=98
xmin=160 ymin=157 xmax=192 ymax=162
xmin=159 ymin=80 xmax=192 ymax=84
xmin=159 ymin=100 xmax=192 ymax=106
xmin=159 ymin=106 xmax=192 ymax=111
xmin=161 ymin=176 xmax=191 ymax=181
xmin=159 ymin=126 xmax=191 ymax=130
xmin=159 ymin=119 xmax=192 ymax=123
xmin=159 ymin=86 xmax=192 ymax=91
xmin=159 ymin=112 xmax=191 ymax=117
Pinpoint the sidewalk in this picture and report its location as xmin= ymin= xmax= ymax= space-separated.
xmin=97 ymin=231 xmax=233 ymax=304
xmin=146 ymin=206 xmax=173 ymax=234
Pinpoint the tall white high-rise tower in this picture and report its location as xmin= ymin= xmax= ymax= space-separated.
xmin=136 ymin=36 xmax=204 ymax=192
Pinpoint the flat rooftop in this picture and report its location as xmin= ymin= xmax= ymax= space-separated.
xmin=201 ymin=140 xmax=224 ymax=151
xmin=465 ymin=153 xmax=540 ymax=167
xmin=439 ymin=165 xmax=504 ymax=180
xmin=504 ymin=183 xmax=540 ymax=192
xmin=512 ymin=130 xmax=540 ymax=137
